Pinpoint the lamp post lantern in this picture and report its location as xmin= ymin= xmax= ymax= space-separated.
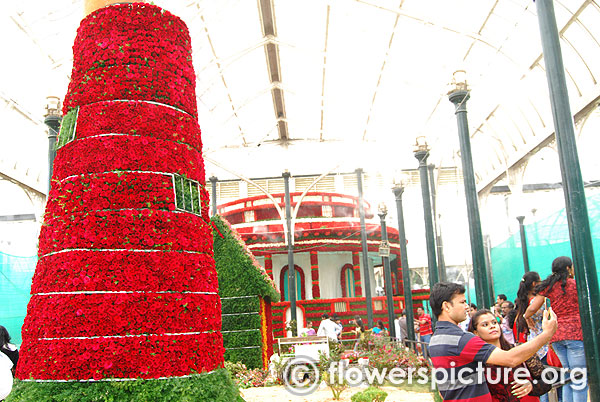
xmin=414 ymin=137 xmax=439 ymax=292
xmin=448 ymin=71 xmax=493 ymax=309
xmin=44 ymin=96 xmax=62 ymax=192
xmin=378 ymin=203 xmax=396 ymax=339
xmin=393 ymin=183 xmax=416 ymax=346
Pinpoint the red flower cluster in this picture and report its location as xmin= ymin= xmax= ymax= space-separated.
xmin=64 ymin=3 xmax=197 ymax=116
xmin=38 ymin=209 xmax=213 ymax=255
xmin=52 ymin=135 xmax=204 ymax=183
xmin=23 ymin=293 xmax=221 ymax=338
xmin=31 ymin=250 xmax=218 ymax=294
xmin=17 ymin=3 xmax=222 ymax=382
xmin=46 ymin=172 xmax=176 ymax=218
xmin=76 ymin=101 xmax=202 ymax=151
xmin=18 ymin=333 xmax=224 ymax=380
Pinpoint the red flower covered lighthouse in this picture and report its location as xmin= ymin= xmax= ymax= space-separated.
xmin=17 ymin=2 xmax=224 ymax=381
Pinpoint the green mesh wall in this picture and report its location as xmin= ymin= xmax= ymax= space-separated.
xmin=0 ymin=251 xmax=36 ymax=346
xmin=490 ymin=192 xmax=600 ymax=303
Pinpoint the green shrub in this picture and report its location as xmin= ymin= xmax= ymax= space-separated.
xmin=6 ymin=368 xmax=241 ymax=402
xmin=351 ymin=386 xmax=388 ymax=402
xmin=224 ymin=349 xmax=262 ymax=370
xmin=221 ymin=314 xmax=261 ymax=331
xmin=222 ymin=330 xmax=262 ymax=349
xmin=211 ymin=216 xmax=279 ymax=301
xmin=221 ymin=297 xmax=260 ymax=315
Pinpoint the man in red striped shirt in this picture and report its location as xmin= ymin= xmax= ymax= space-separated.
xmin=428 ymin=282 xmax=557 ymax=401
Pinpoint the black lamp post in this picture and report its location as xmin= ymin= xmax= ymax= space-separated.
xmin=356 ymin=168 xmax=374 ymax=328
xmin=282 ymin=171 xmax=297 ymax=336
xmin=414 ymin=137 xmax=439 ymax=292
xmin=535 ymin=1 xmax=600 ymax=396
xmin=516 ymin=216 xmax=530 ymax=273
xmin=448 ymin=72 xmax=493 ymax=309
xmin=44 ymin=96 xmax=61 ymax=192
xmin=377 ymin=203 xmax=396 ymax=339
xmin=209 ymin=176 xmax=218 ymax=217
xmin=393 ymin=184 xmax=416 ymax=346
xmin=428 ymin=163 xmax=447 ymax=281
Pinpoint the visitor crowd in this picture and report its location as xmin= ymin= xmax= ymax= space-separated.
xmin=428 ymin=256 xmax=589 ymax=402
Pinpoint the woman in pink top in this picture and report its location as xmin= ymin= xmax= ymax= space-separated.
xmin=525 ymin=256 xmax=588 ymax=402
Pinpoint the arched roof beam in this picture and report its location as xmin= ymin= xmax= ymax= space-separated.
xmin=197 ymin=14 xmax=247 ymax=146
xmin=477 ymin=93 xmax=600 ymax=195
xmin=258 ymin=0 xmax=289 ymax=142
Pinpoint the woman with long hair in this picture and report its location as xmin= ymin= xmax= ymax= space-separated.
xmin=372 ymin=320 xmax=388 ymax=337
xmin=515 ymin=272 xmax=548 ymax=353
xmin=352 ymin=316 xmax=365 ymax=351
xmin=525 ymin=256 xmax=588 ymax=402
xmin=515 ymin=272 xmax=549 ymax=402
xmin=469 ymin=310 xmax=551 ymax=402
xmin=0 ymin=326 xmax=17 ymax=375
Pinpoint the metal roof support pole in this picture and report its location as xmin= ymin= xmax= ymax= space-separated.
xmin=209 ymin=176 xmax=218 ymax=217
xmin=378 ymin=204 xmax=396 ymax=339
xmin=516 ymin=216 xmax=530 ymax=273
xmin=356 ymin=168 xmax=374 ymax=328
xmin=282 ymin=171 xmax=298 ymax=336
xmin=448 ymin=88 xmax=493 ymax=310
xmin=428 ymin=163 xmax=447 ymax=282
xmin=414 ymin=146 xmax=439 ymax=296
xmin=535 ymin=1 xmax=600 ymax=399
xmin=393 ymin=185 xmax=416 ymax=348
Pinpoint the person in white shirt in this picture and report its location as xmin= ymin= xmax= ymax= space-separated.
xmin=317 ymin=313 xmax=339 ymax=342
xmin=0 ymin=351 xmax=12 ymax=401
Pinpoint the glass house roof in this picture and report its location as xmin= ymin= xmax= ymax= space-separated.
xmin=2 ymin=0 xmax=600 ymax=194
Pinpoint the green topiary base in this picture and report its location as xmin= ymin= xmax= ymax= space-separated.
xmin=7 ymin=369 xmax=244 ymax=402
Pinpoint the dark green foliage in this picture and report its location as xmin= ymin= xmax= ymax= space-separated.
xmin=212 ymin=215 xmax=279 ymax=369
xmin=221 ymin=298 xmax=263 ymax=369
xmin=211 ymin=215 xmax=279 ymax=301
xmin=222 ymin=314 xmax=261 ymax=332
xmin=7 ymin=369 xmax=242 ymax=402
xmin=174 ymin=175 xmax=184 ymax=208
xmin=222 ymin=330 xmax=262 ymax=349
xmin=350 ymin=386 xmax=388 ymax=402
xmin=57 ymin=108 xmax=78 ymax=149
xmin=224 ymin=349 xmax=262 ymax=371
xmin=173 ymin=175 xmax=201 ymax=214
xmin=221 ymin=298 xmax=260 ymax=315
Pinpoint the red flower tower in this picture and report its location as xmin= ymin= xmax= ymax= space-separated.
xmin=17 ymin=3 xmax=224 ymax=382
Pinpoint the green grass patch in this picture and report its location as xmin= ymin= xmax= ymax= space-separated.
xmin=7 ymin=369 xmax=241 ymax=402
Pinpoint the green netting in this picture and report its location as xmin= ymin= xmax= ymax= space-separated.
xmin=490 ymin=191 xmax=600 ymax=303
xmin=0 ymin=251 xmax=36 ymax=346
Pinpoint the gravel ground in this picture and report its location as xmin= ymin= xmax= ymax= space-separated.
xmin=240 ymin=383 xmax=435 ymax=402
